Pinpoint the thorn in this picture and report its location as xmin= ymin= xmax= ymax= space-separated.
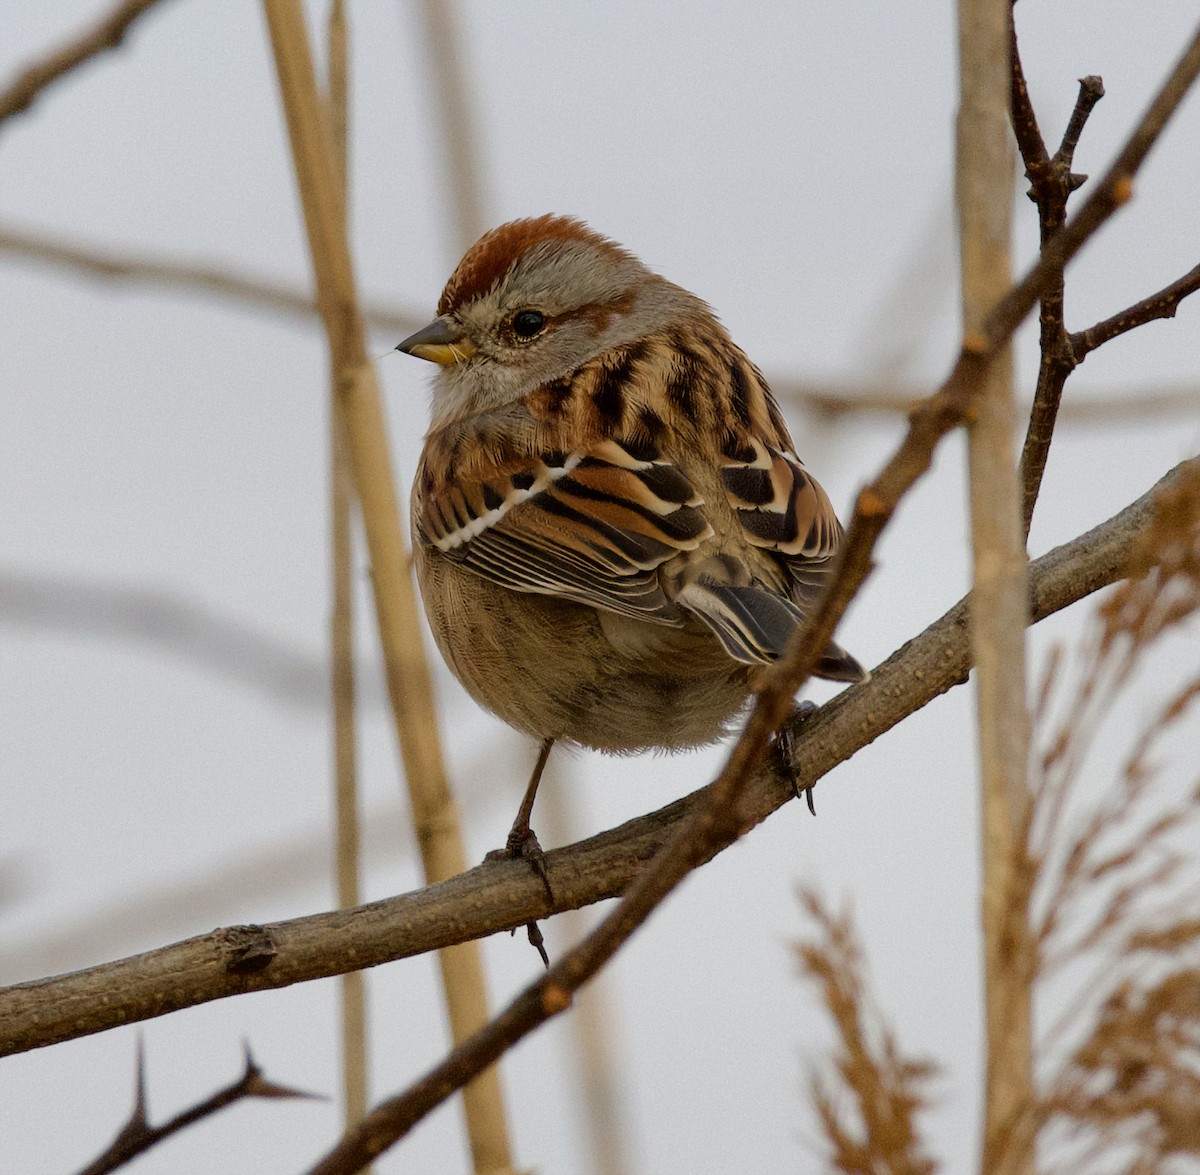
xmin=1067 ymin=171 xmax=1088 ymax=191
xmin=526 ymin=921 xmax=550 ymax=968
xmin=132 ymin=1035 xmax=149 ymax=1127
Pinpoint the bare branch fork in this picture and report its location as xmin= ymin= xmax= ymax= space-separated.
xmin=75 ymin=1041 xmax=315 ymax=1175
xmin=1012 ymin=8 xmax=1200 ymax=536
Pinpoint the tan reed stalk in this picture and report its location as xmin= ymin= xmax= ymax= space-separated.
xmin=955 ymin=3 xmax=1034 ymax=1174
xmin=537 ymin=770 xmax=633 ymax=1175
xmin=261 ymin=3 xmax=515 ymax=1170
xmin=413 ymin=0 xmax=488 ymax=255
xmin=325 ymin=0 xmax=369 ymax=1145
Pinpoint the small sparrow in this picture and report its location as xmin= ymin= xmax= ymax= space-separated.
xmin=399 ymin=215 xmax=866 ymax=870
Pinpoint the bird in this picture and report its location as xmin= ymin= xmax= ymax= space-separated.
xmin=398 ymin=214 xmax=867 ymax=885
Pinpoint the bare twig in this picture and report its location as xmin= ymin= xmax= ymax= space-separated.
xmin=982 ymin=19 xmax=1200 ymax=368
xmin=0 ymin=566 xmax=362 ymax=709
xmin=1012 ymin=13 xmax=1200 ymax=538
xmin=1071 ymin=261 xmax=1200 ymax=360
xmin=0 ymin=222 xmax=425 ymax=335
xmin=0 ymin=0 xmax=172 ymax=127
xmin=325 ymin=0 xmax=369 ymax=1144
xmin=1 ymin=458 xmax=1186 ymax=1061
xmin=75 ymin=1041 xmax=315 ymax=1175
xmin=959 ymin=5 xmax=1031 ymax=1174
xmin=260 ymin=3 xmax=515 ymax=1169
xmin=1015 ymin=60 xmax=1105 ymax=537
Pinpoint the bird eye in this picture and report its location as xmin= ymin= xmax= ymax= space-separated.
xmin=511 ymin=310 xmax=545 ymax=340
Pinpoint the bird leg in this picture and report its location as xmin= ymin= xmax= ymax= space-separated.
xmin=772 ymin=700 xmax=819 ymax=815
xmin=485 ymin=738 xmax=555 ymax=965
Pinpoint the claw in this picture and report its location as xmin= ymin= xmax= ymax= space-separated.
xmin=773 ymin=701 xmax=819 ymax=816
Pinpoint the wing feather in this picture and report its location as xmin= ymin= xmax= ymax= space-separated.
xmin=720 ymin=435 xmax=842 ymax=608
xmin=416 ymin=436 xmax=713 ymax=622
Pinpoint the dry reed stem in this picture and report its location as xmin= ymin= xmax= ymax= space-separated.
xmin=794 ymin=469 xmax=1200 ymax=1175
xmin=1029 ymin=469 xmax=1200 ymax=1172
xmin=414 ymin=0 xmax=487 ymax=255
xmin=537 ymin=773 xmax=634 ymax=1175
xmin=0 ymin=0 xmax=171 ymax=127
xmin=956 ymin=3 xmax=1034 ymax=1173
xmin=796 ymin=889 xmax=938 ymax=1175
xmin=260 ymin=3 xmax=514 ymax=1171
xmin=325 ymin=0 xmax=369 ymax=1143
xmin=3 ymin=456 xmax=1182 ymax=1061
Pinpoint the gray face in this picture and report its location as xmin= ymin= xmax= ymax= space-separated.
xmin=427 ymin=237 xmax=706 ymax=427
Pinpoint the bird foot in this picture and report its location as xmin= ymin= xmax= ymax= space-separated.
xmin=485 ymin=824 xmax=553 ymax=967
xmin=773 ymin=700 xmax=819 ymax=815
xmin=485 ymin=824 xmax=553 ymax=894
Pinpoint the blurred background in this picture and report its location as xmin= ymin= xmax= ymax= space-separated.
xmin=1 ymin=2 xmax=1198 ymax=1171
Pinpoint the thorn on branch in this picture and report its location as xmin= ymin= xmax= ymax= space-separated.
xmin=75 ymin=1042 xmax=319 ymax=1175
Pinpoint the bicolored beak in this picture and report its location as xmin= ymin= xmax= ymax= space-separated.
xmin=395 ymin=317 xmax=477 ymax=366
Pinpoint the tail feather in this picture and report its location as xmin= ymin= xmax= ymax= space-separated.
xmin=675 ymin=575 xmax=870 ymax=683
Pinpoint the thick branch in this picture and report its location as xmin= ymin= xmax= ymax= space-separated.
xmin=0 ymin=459 xmax=1189 ymax=1061
xmin=0 ymin=0 xmax=172 ymax=127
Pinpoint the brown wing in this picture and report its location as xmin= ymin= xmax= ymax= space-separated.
xmin=719 ymin=435 xmax=842 ymax=607
xmin=415 ymin=436 xmax=714 ymax=623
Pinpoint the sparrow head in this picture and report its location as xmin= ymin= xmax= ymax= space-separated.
xmin=398 ymin=215 xmax=706 ymax=423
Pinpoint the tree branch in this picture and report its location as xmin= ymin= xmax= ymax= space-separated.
xmin=0 ymin=221 xmax=425 ymax=336
xmin=1 ymin=458 xmax=1189 ymax=1062
xmin=1016 ymin=63 xmax=1104 ymax=537
xmin=987 ymin=18 xmax=1200 ymax=369
xmin=0 ymin=0 xmax=173 ymax=128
